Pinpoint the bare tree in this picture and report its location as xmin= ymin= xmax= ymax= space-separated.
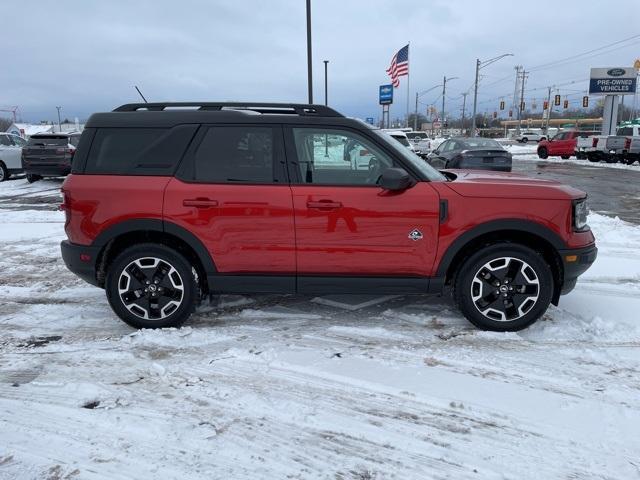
xmin=0 ymin=117 xmax=12 ymax=132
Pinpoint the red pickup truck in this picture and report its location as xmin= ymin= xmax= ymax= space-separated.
xmin=537 ymin=130 xmax=599 ymax=160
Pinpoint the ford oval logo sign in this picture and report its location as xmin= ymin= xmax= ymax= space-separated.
xmin=607 ymin=68 xmax=626 ymax=76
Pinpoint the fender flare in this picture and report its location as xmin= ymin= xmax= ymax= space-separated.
xmin=93 ymin=218 xmax=217 ymax=275
xmin=435 ymin=218 xmax=567 ymax=278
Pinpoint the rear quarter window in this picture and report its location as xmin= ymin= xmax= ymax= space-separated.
xmin=84 ymin=125 xmax=198 ymax=175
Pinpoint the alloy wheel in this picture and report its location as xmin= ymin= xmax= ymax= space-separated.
xmin=470 ymin=256 xmax=540 ymax=322
xmin=117 ymin=257 xmax=184 ymax=320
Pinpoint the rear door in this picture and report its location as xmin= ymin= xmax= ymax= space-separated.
xmin=285 ymin=125 xmax=440 ymax=280
xmin=164 ymin=124 xmax=296 ymax=282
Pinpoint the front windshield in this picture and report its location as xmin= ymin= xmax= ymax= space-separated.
xmin=370 ymin=129 xmax=446 ymax=182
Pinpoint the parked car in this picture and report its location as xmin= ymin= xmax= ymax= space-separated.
xmin=61 ymin=102 xmax=596 ymax=332
xmin=537 ymin=130 xmax=598 ymax=160
xmin=592 ymin=124 xmax=640 ymax=165
xmin=426 ymin=137 xmax=512 ymax=172
xmin=21 ymin=132 xmax=82 ymax=182
xmin=515 ymin=131 xmax=546 ymax=143
xmin=0 ymin=133 xmax=27 ymax=181
xmin=384 ymin=130 xmax=417 ymax=153
xmin=406 ymin=131 xmax=431 ymax=156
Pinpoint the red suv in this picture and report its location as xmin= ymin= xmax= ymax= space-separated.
xmin=537 ymin=130 xmax=599 ymax=160
xmin=60 ymin=102 xmax=597 ymax=331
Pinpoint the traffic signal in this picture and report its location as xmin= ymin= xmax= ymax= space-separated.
xmin=508 ymin=110 xmax=513 ymax=118
xmin=554 ymin=94 xmax=561 ymax=106
xmin=499 ymin=100 xmax=505 ymax=110
xmin=493 ymin=111 xmax=497 ymax=119
xmin=582 ymin=96 xmax=589 ymax=108
xmin=520 ymin=101 xmax=525 ymax=111
xmin=563 ymin=99 xmax=569 ymax=109
xmin=543 ymin=101 xmax=549 ymax=110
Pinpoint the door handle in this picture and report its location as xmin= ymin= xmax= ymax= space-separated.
xmin=183 ymin=198 xmax=218 ymax=208
xmin=307 ymin=200 xmax=342 ymax=209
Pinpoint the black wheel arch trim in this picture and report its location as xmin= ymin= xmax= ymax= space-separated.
xmin=92 ymin=218 xmax=217 ymax=275
xmin=435 ymin=218 xmax=567 ymax=278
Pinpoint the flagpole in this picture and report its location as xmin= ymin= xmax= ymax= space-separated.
xmin=406 ymin=42 xmax=410 ymax=128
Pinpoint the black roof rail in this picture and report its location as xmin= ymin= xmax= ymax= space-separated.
xmin=112 ymin=102 xmax=343 ymax=117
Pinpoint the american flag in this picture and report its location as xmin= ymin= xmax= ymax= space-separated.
xmin=386 ymin=44 xmax=409 ymax=88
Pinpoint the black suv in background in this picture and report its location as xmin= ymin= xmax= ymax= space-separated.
xmin=22 ymin=132 xmax=82 ymax=182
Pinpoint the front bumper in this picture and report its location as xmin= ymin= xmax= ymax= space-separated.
xmin=558 ymin=243 xmax=597 ymax=295
xmin=60 ymin=240 xmax=101 ymax=287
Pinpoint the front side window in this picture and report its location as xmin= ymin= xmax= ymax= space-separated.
xmin=0 ymin=135 xmax=10 ymax=146
xmin=194 ymin=126 xmax=274 ymax=183
xmin=11 ymin=136 xmax=27 ymax=147
xmin=292 ymin=128 xmax=395 ymax=185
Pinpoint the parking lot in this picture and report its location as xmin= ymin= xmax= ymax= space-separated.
xmin=1 ymin=155 xmax=640 ymax=479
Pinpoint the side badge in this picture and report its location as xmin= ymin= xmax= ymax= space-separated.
xmin=408 ymin=229 xmax=423 ymax=241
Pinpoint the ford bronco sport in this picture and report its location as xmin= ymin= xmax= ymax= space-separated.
xmin=60 ymin=102 xmax=597 ymax=331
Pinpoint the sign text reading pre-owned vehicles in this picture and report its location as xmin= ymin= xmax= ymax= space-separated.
xmin=589 ymin=67 xmax=637 ymax=95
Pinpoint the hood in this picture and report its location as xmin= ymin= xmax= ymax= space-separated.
xmin=443 ymin=170 xmax=586 ymax=200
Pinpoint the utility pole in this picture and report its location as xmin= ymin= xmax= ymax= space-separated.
xmin=306 ymin=0 xmax=313 ymax=104
xmin=471 ymin=59 xmax=480 ymax=137
xmin=544 ymin=86 xmax=552 ymax=135
xmin=461 ymin=92 xmax=468 ymax=135
xmin=517 ymin=69 xmax=528 ymax=134
xmin=441 ymin=76 xmax=459 ymax=134
xmin=323 ymin=60 xmax=329 ymax=105
xmin=55 ymin=106 xmax=62 ymax=133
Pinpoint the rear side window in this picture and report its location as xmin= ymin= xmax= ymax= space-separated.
xmin=617 ymin=127 xmax=633 ymax=136
xmin=191 ymin=126 xmax=275 ymax=183
xmin=85 ymin=125 xmax=197 ymax=175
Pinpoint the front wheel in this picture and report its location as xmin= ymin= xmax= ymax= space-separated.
xmin=604 ymin=155 xmax=618 ymax=164
xmin=26 ymin=173 xmax=41 ymax=183
xmin=537 ymin=147 xmax=548 ymax=159
xmin=105 ymin=243 xmax=198 ymax=329
xmin=453 ymin=243 xmax=554 ymax=331
xmin=521 ymin=138 xmax=528 ymax=143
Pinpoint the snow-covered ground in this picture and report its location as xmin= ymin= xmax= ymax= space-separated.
xmin=1 ymin=177 xmax=640 ymax=479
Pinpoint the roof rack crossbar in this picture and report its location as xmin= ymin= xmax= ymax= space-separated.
xmin=113 ymin=102 xmax=343 ymax=117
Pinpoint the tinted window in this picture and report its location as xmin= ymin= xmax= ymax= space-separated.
xmin=85 ymin=125 xmax=197 ymax=175
xmin=461 ymin=138 xmax=501 ymax=149
xmin=617 ymin=127 xmax=633 ymax=136
xmin=69 ymin=135 xmax=81 ymax=147
xmin=390 ymin=135 xmax=411 ymax=147
xmin=292 ymin=128 xmax=395 ymax=185
xmin=193 ymin=126 xmax=274 ymax=183
xmin=10 ymin=136 xmax=27 ymax=147
xmin=27 ymin=135 xmax=69 ymax=146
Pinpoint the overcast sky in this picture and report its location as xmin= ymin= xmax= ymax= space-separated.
xmin=3 ymin=0 xmax=639 ymax=123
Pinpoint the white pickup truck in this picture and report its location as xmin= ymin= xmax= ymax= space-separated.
xmin=578 ymin=124 xmax=640 ymax=164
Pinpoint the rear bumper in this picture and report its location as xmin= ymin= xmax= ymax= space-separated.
xmin=24 ymin=165 xmax=71 ymax=177
xmin=60 ymin=240 xmax=101 ymax=287
xmin=558 ymin=243 xmax=597 ymax=295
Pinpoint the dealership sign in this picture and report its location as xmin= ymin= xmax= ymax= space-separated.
xmin=379 ymin=84 xmax=393 ymax=105
xmin=589 ymin=67 xmax=637 ymax=95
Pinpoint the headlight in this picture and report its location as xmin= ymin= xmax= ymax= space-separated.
xmin=573 ymin=198 xmax=589 ymax=231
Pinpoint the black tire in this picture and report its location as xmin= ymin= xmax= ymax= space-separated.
xmin=521 ymin=138 xmax=528 ymax=143
xmin=604 ymin=155 xmax=618 ymax=164
xmin=0 ymin=162 xmax=7 ymax=182
xmin=537 ymin=147 xmax=548 ymax=159
xmin=453 ymin=243 xmax=554 ymax=332
xmin=587 ymin=154 xmax=599 ymax=162
xmin=561 ymin=155 xmax=570 ymax=160
xmin=105 ymin=243 xmax=198 ymax=329
xmin=576 ymin=152 xmax=586 ymax=160
xmin=26 ymin=173 xmax=41 ymax=183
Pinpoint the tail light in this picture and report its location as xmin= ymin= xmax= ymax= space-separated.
xmin=592 ymin=137 xmax=598 ymax=147
xmin=625 ymin=138 xmax=631 ymax=150
xmin=359 ymin=149 xmax=370 ymax=156
xmin=56 ymin=147 xmax=76 ymax=156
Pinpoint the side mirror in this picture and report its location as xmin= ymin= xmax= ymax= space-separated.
xmin=379 ymin=168 xmax=413 ymax=191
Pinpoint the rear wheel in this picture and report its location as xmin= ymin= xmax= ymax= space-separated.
xmin=537 ymin=147 xmax=548 ymax=159
xmin=561 ymin=155 xmax=570 ymax=159
xmin=587 ymin=154 xmax=599 ymax=162
xmin=0 ymin=162 xmax=7 ymax=182
xmin=521 ymin=138 xmax=528 ymax=143
xmin=453 ymin=243 xmax=554 ymax=331
xmin=26 ymin=173 xmax=41 ymax=183
xmin=604 ymin=155 xmax=618 ymax=164
xmin=105 ymin=243 xmax=197 ymax=329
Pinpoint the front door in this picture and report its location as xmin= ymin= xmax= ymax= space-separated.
xmin=286 ymin=126 xmax=441 ymax=279
xmin=164 ymin=125 xmax=295 ymax=280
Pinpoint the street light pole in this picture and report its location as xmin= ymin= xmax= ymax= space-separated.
xmin=461 ymin=92 xmax=468 ymax=134
xmin=306 ymin=0 xmax=313 ymax=104
xmin=471 ymin=53 xmax=513 ymax=137
xmin=323 ymin=60 xmax=329 ymax=105
xmin=442 ymin=76 xmax=459 ymax=133
xmin=56 ymin=106 xmax=62 ymax=133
